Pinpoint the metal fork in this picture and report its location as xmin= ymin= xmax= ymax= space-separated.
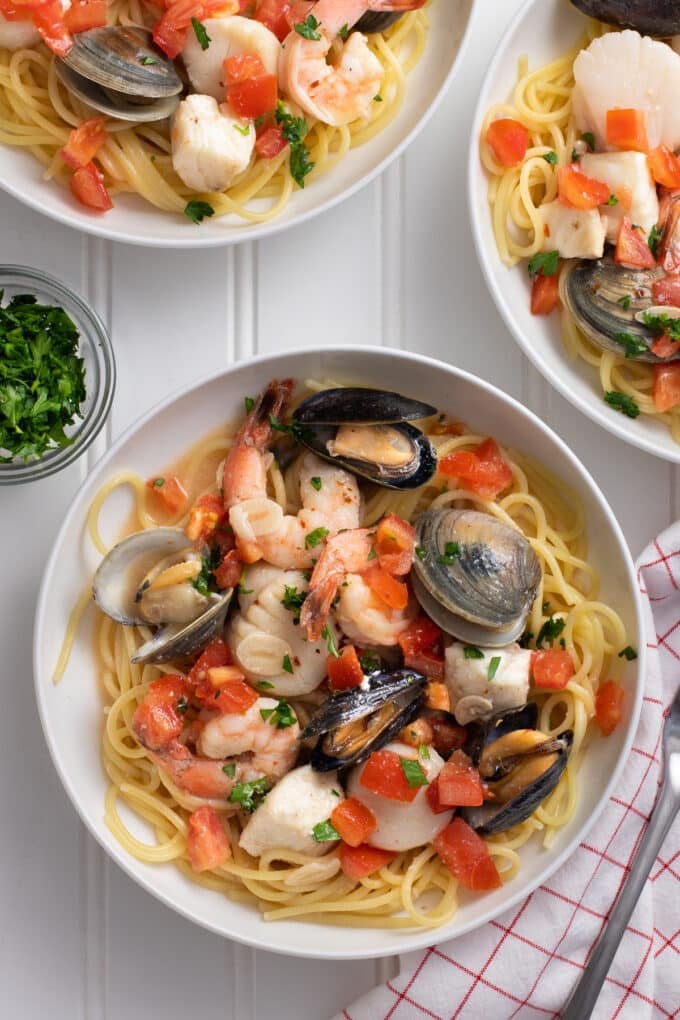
xmin=561 ymin=686 xmax=680 ymax=1020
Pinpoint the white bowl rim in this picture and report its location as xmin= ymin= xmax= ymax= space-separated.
xmin=467 ymin=0 xmax=680 ymax=464
xmin=33 ymin=344 xmax=645 ymax=959
xmin=1 ymin=4 xmax=475 ymax=249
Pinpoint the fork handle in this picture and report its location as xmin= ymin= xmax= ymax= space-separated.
xmin=561 ymin=774 xmax=678 ymax=1020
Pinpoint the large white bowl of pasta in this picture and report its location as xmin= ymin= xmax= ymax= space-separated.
xmin=470 ymin=0 xmax=680 ymax=462
xmin=34 ymin=345 xmax=643 ymax=958
xmin=0 ymin=0 xmax=472 ymax=247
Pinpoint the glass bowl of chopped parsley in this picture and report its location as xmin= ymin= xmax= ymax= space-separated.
xmin=0 ymin=266 xmax=115 ymax=484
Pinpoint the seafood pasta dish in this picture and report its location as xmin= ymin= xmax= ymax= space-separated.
xmin=481 ymin=0 xmax=680 ymax=444
xmin=0 ymin=0 xmax=427 ymax=222
xmin=57 ymin=379 xmax=634 ymax=930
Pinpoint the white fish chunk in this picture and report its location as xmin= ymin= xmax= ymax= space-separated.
xmin=580 ymin=151 xmax=659 ymax=245
xmin=538 ymin=199 xmax=606 ymax=260
xmin=0 ymin=11 xmax=40 ymax=49
xmin=239 ymin=765 xmax=341 ymax=858
xmin=183 ymin=14 xmax=280 ymax=102
xmin=444 ymin=642 xmax=531 ymax=725
xmin=171 ymin=94 xmax=254 ymax=192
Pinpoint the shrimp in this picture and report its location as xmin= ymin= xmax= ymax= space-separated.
xmin=335 ymin=573 xmax=417 ymax=646
xmin=222 ymin=381 xmax=362 ymax=569
xmin=198 ymin=697 xmax=300 ymax=776
xmin=278 ymin=0 xmax=425 ymax=126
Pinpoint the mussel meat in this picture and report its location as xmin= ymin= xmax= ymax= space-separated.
xmin=302 ymin=669 xmax=426 ymax=771
xmin=292 ymin=387 xmax=437 ymax=490
xmin=93 ymin=526 xmax=234 ymax=664
xmin=463 ymin=704 xmax=573 ymax=835
xmin=56 ymin=26 xmax=183 ymax=123
xmin=412 ymin=509 xmax=541 ymax=647
xmin=570 ymin=0 xmax=680 ymax=36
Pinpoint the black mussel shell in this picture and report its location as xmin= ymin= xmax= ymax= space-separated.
xmin=570 ymin=0 xmax=680 ymax=35
xmin=465 ymin=704 xmax=540 ymax=764
xmin=355 ymin=11 xmax=403 ymax=33
xmin=293 ymin=387 xmax=437 ymax=426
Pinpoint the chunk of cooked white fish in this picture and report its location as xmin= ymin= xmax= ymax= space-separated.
xmin=182 ymin=14 xmax=280 ymax=101
xmin=580 ymin=151 xmax=659 ymax=244
xmin=171 ymin=94 xmax=255 ymax=192
xmin=538 ymin=200 xmax=606 ymax=260
xmin=0 ymin=11 xmax=40 ymax=49
xmin=572 ymin=30 xmax=680 ymax=153
xmin=239 ymin=765 xmax=340 ymax=858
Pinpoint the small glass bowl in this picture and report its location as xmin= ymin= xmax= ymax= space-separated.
xmin=0 ymin=265 xmax=116 ymax=485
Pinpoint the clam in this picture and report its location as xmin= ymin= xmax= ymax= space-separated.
xmin=561 ymin=256 xmax=678 ymax=363
xmin=292 ymin=387 xmax=437 ymax=490
xmin=302 ymin=669 xmax=426 ymax=771
xmin=412 ymin=509 xmax=541 ymax=647
xmin=463 ymin=704 xmax=573 ymax=835
xmin=93 ymin=527 xmax=234 ymax=664
xmin=56 ymin=26 xmax=183 ymax=123
xmin=569 ymin=0 xmax=680 ymax=36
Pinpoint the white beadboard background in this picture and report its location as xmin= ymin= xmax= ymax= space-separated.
xmin=0 ymin=1 xmax=675 ymax=1017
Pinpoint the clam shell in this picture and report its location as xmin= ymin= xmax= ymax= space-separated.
xmin=55 ymin=63 xmax=180 ymax=123
xmin=61 ymin=26 xmax=183 ymax=98
xmin=131 ymin=588 xmax=233 ymax=665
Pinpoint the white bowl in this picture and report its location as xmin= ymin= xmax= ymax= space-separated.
xmin=468 ymin=0 xmax=680 ymax=463
xmin=34 ymin=346 xmax=643 ymax=958
xmin=0 ymin=3 xmax=472 ymax=248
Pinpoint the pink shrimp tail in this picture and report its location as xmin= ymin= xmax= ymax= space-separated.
xmin=238 ymin=378 xmax=295 ymax=449
xmin=301 ymin=529 xmax=375 ymax=641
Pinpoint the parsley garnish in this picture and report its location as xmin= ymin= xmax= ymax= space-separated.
xmin=177 ymin=695 xmax=188 ymax=714
xmin=312 ymin=819 xmax=340 ymax=842
xmin=294 ymin=14 xmax=321 ymax=39
xmin=571 ymin=148 xmax=579 ymax=162
xmin=310 ymin=476 xmax=322 ymax=491
xmin=233 ymin=122 xmax=250 ymax=136
xmin=543 ymin=151 xmax=558 ymax=165
xmin=228 ymin=778 xmax=268 ymax=813
xmin=359 ymin=650 xmax=381 ymax=673
xmin=437 ymin=541 xmax=460 ymax=565
xmin=581 ymin=131 xmax=595 ymax=151
xmin=268 ymin=412 xmax=305 ymax=439
xmin=464 ymin=646 xmax=484 ymax=659
xmin=191 ymin=16 xmax=210 ymax=49
xmin=222 ymin=763 xmax=236 ymax=778
xmin=331 ymin=788 xmax=340 ymax=797
xmin=274 ymin=102 xmax=314 ymax=188
xmin=281 ymin=585 xmax=306 ymax=613
xmin=648 ymin=224 xmax=663 ymax=257
xmin=184 ymin=200 xmax=215 ymax=225
xmin=282 ymin=654 xmax=294 ymax=674
xmin=528 ymin=250 xmax=559 ymax=278
xmin=192 ymin=546 xmax=221 ymax=597
xmin=244 ymin=395 xmax=254 ymax=413
xmin=257 ymin=681 xmax=275 ymax=690
xmin=338 ymin=23 xmax=349 ymax=40
xmin=487 ymin=655 xmax=501 ymax=681
xmin=618 ymin=645 xmax=638 ymax=660
xmin=152 ymin=477 xmax=164 ymax=487
xmin=399 ymin=757 xmax=428 ymax=788
xmin=415 ymin=546 xmax=427 ymax=561
xmin=536 ymin=614 xmax=565 ymax=648
xmin=322 ymin=624 xmax=339 ymax=658
xmin=367 ymin=545 xmax=377 ymax=560
xmin=260 ymin=699 xmax=297 ymax=728
xmin=607 ymin=194 xmax=618 ymax=206
xmin=615 ymin=331 xmax=649 ymax=359
xmin=374 ymin=94 xmax=383 ymax=102
xmin=305 ymin=526 xmax=329 ymax=549
xmin=418 ymin=744 xmax=430 ymax=760
xmin=604 ymin=390 xmax=640 ymax=419
xmin=618 ymin=295 xmax=631 ymax=310
xmin=141 ymin=55 xmax=159 ymax=65
xmin=641 ymin=312 xmax=680 ymax=342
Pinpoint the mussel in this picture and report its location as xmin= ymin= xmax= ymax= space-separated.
xmin=570 ymin=0 xmax=680 ymax=36
xmin=463 ymin=704 xmax=573 ymax=835
xmin=412 ymin=509 xmax=541 ymax=647
xmin=561 ymin=256 xmax=678 ymax=362
xmin=93 ymin=527 xmax=234 ymax=664
xmin=56 ymin=26 xmax=183 ymax=123
xmin=302 ymin=669 xmax=426 ymax=771
xmin=292 ymin=387 xmax=437 ymax=490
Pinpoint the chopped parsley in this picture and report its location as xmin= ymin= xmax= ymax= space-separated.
xmin=274 ymin=102 xmax=314 ymax=189
xmin=543 ymin=151 xmax=558 ymax=165
xmin=282 ymin=654 xmax=294 ymax=675
xmin=604 ymin=390 xmax=640 ymax=419
xmin=418 ymin=744 xmax=430 ymax=760
xmin=581 ymin=131 xmax=595 ymax=151
xmin=322 ymin=624 xmax=339 ymax=658
xmin=338 ymin=23 xmax=349 ymax=40
xmin=367 ymin=545 xmax=377 ymax=560
xmin=374 ymin=94 xmax=383 ymax=102
xmin=331 ymin=788 xmax=341 ymax=797
xmin=617 ymin=295 xmax=631 ymax=310
xmin=192 ymin=546 xmax=221 ymax=597
xmin=184 ymin=200 xmax=215 ymax=225
xmin=244 ymin=395 xmax=255 ymax=413
xmin=294 ymin=14 xmax=321 ymax=39
xmin=615 ymin=331 xmax=649 ymax=359
xmin=571 ymin=148 xmax=579 ymax=162
xmin=415 ymin=545 xmax=428 ymax=560
xmin=260 ymin=699 xmax=297 ymax=729
xmin=233 ymin=123 xmax=250 ymax=136
xmin=618 ymin=645 xmax=638 ymax=661
xmin=642 ymin=312 xmax=680 ymax=342
xmin=305 ymin=526 xmax=329 ymax=549
xmin=228 ymin=778 xmax=268 ymax=813
xmin=310 ymin=476 xmax=322 ymax=491
xmin=281 ymin=585 xmax=306 ymax=613
xmin=536 ymin=614 xmax=566 ymax=648
xmin=359 ymin=650 xmax=381 ymax=673
xmin=222 ymin=763 xmax=236 ymax=778
xmin=268 ymin=412 xmax=304 ymax=439
xmin=487 ymin=655 xmax=501 ymax=681
xmin=437 ymin=541 xmax=460 ymax=565
xmin=152 ymin=477 xmax=164 ymax=487
xmin=648 ymin=224 xmax=663 ymax=257
xmin=191 ymin=17 xmax=211 ymax=49
xmin=257 ymin=680 xmax=275 ymax=690
xmin=528 ymin=250 xmax=559 ymax=278
xmin=607 ymin=194 xmax=619 ymax=206
xmin=312 ymin=819 xmax=340 ymax=842
xmin=141 ymin=55 xmax=159 ymax=66
xmin=464 ymin=646 xmax=484 ymax=660
xmin=400 ymin=757 xmax=428 ymax=788
xmin=0 ymin=292 xmax=86 ymax=463
xmin=176 ymin=695 xmax=188 ymax=714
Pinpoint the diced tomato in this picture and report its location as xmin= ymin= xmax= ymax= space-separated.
xmin=531 ymin=649 xmax=575 ymax=690
xmin=428 ymin=712 xmax=467 ymax=758
xmin=146 ymin=474 xmax=188 ymax=516
xmin=436 ymin=751 xmax=485 ymax=807
xmin=70 ymin=161 xmax=113 ymax=211
xmin=594 ymin=679 xmax=624 ymax=736
xmin=359 ymin=749 xmax=422 ymax=803
xmin=653 ymin=363 xmax=680 ymax=411
xmin=131 ymin=675 xmax=190 ymax=749
xmin=364 ymin=565 xmax=409 ymax=610
xmin=485 ymin=118 xmax=529 ymax=168
xmin=530 ymin=269 xmax=561 ymax=316
xmin=214 ymin=548 xmax=242 ymax=590
xmin=648 ymin=145 xmax=680 ymax=189
xmin=327 ymin=644 xmax=364 ymax=691
xmin=64 ymin=0 xmax=107 ymax=32
xmin=224 ymin=52 xmax=267 ymax=83
xmin=187 ymin=805 xmax=231 ymax=872
xmin=557 ymin=163 xmax=610 ymax=210
xmin=397 ymin=615 xmax=442 ymax=658
xmin=205 ymin=678 xmax=258 ymax=715
xmin=186 ymin=493 xmax=226 ymax=542
xmin=339 ymin=843 xmax=396 ymax=881
xmin=188 ymin=638 xmax=232 ymax=695
xmin=403 ymin=650 xmax=444 ymax=681
xmin=375 ymin=513 xmax=415 ymax=576
xmin=207 ymin=664 xmax=246 ymax=687
xmin=398 ymin=717 xmax=433 ymax=749
xmin=433 ymin=817 xmax=502 ymax=892
xmin=254 ymin=0 xmax=292 ymax=40
xmin=425 ymin=680 xmax=450 ymax=711
xmin=651 ymin=332 xmax=680 ymax=359
xmin=228 ymin=74 xmax=277 ymax=119
xmin=153 ymin=0 xmax=237 ymax=58
xmin=439 ymin=437 xmax=513 ymax=499
xmin=652 ymin=276 xmax=680 ymax=307
xmin=425 ymin=778 xmax=453 ymax=814
xmin=33 ymin=0 xmax=72 ymax=55
xmin=255 ymin=124 xmax=287 ymax=159
xmin=615 ymin=217 xmax=656 ymax=270
xmin=331 ymin=797 xmax=377 ymax=848
xmin=606 ymin=107 xmax=648 ymax=153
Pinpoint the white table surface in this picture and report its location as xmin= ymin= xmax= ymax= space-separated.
xmin=1 ymin=1 xmax=675 ymax=1017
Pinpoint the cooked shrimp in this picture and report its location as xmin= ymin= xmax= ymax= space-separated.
xmin=335 ymin=572 xmax=417 ymax=646
xmin=198 ymin=697 xmax=300 ymax=777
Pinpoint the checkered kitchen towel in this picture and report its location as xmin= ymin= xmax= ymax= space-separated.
xmin=337 ymin=526 xmax=680 ymax=1020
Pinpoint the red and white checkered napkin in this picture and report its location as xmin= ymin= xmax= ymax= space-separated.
xmin=337 ymin=526 xmax=680 ymax=1020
